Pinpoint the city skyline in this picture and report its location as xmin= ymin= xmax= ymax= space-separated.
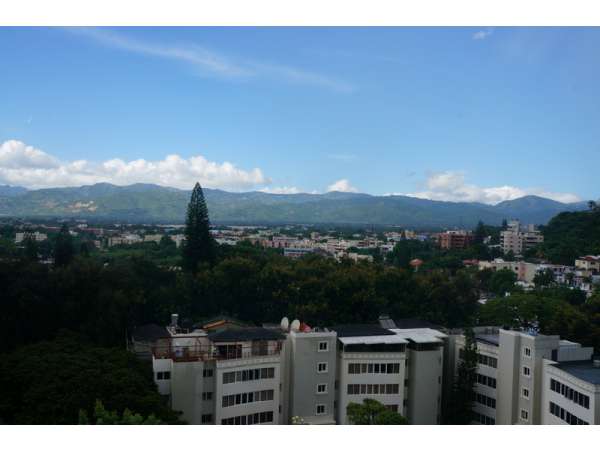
xmin=1 ymin=27 xmax=599 ymax=204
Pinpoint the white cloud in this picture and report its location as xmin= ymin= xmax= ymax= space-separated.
xmin=70 ymin=28 xmax=354 ymax=93
xmin=473 ymin=29 xmax=494 ymax=40
xmin=327 ymin=179 xmax=358 ymax=193
xmin=405 ymin=171 xmax=580 ymax=204
xmin=0 ymin=140 xmax=270 ymax=191
xmin=259 ymin=186 xmax=301 ymax=195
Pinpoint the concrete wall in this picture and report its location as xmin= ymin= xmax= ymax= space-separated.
xmin=215 ymin=355 xmax=281 ymax=425
xmin=288 ymin=331 xmax=337 ymax=424
xmin=336 ymin=351 xmax=406 ymax=425
xmin=541 ymin=361 xmax=599 ymax=425
xmin=406 ymin=346 xmax=443 ymax=424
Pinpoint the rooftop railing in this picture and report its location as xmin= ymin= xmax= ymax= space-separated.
xmin=152 ymin=342 xmax=282 ymax=363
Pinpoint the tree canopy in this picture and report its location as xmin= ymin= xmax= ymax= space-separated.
xmin=346 ymin=399 xmax=409 ymax=425
xmin=0 ymin=332 xmax=181 ymax=424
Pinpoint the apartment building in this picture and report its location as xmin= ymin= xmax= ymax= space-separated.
xmin=541 ymin=359 xmax=600 ymax=425
xmin=145 ymin=314 xmax=599 ymax=425
xmin=151 ymin=319 xmax=285 ymax=425
xmin=500 ymin=221 xmax=543 ymax=256
xmin=386 ymin=326 xmax=446 ymax=424
xmin=575 ymin=256 xmax=600 ymax=273
xmin=330 ymin=325 xmax=408 ymax=425
xmin=451 ymin=327 xmax=595 ymax=425
xmin=15 ymin=231 xmax=47 ymax=243
xmin=438 ymin=230 xmax=474 ymax=250
xmin=283 ymin=328 xmax=338 ymax=424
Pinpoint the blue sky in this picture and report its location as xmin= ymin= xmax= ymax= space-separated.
xmin=0 ymin=27 xmax=598 ymax=203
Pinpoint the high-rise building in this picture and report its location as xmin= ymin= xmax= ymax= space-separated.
xmin=500 ymin=220 xmax=543 ymax=256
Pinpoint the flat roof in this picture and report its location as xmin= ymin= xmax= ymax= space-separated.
xmin=331 ymin=324 xmax=396 ymax=338
xmin=208 ymin=327 xmax=284 ymax=342
xmin=338 ymin=335 xmax=409 ymax=346
xmin=555 ymin=360 xmax=600 ymax=385
xmin=390 ymin=328 xmax=447 ymax=344
xmin=475 ymin=334 xmax=500 ymax=347
xmin=132 ymin=324 xmax=170 ymax=341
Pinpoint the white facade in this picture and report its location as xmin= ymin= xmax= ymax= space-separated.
xmin=500 ymin=221 xmax=543 ymax=256
xmin=15 ymin=231 xmax=47 ymax=243
xmin=451 ymin=327 xmax=596 ymax=425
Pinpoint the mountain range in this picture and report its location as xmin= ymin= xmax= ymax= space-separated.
xmin=0 ymin=183 xmax=588 ymax=228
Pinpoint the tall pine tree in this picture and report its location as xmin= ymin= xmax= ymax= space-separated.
xmin=182 ymin=182 xmax=215 ymax=272
xmin=54 ymin=223 xmax=74 ymax=267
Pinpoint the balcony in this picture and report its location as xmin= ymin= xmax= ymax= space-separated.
xmin=152 ymin=341 xmax=282 ymax=363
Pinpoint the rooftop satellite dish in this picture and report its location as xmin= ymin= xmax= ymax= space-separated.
xmin=280 ymin=317 xmax=289 ymax=331
xmin=291 ymin=319 xmax=300 ymax=332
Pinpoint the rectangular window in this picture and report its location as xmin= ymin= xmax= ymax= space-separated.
xmin=520 ymin=409 xmax=529 ymax=421
xmin=523 ymin=366 xmax=531 ymax=377
xmin=203 ymin=369 xmax=213 ymax=378
xmin=202 ymin=392 xmax=213 ymax=401
xmin=316 ymin=404 xmax=326 ymax=415
xmin=201 ymin=414 xmax=212 ymax=424
xmin=317 ymin=362 xmax=328 ymax=373
xmin=524 ymin=347 xmax=532 ymax=358
xmin=522 ymin=388 xmax=529 ymax=399
xmin=318 ymin=341 xmax=329 ymax=352
xmin=317 ymin=383 xmax=327 ymax=394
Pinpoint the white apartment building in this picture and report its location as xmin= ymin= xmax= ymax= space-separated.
xmin=145 ymin=315 xmax=600 ymax=426
xmin=388 ymin=327 xmax=446 ymax=424
xmin=15 ymin=231 xmax=47 ymax=243
xmin=451 ymin=327 xmax=595 ymax=425
xmin=331 ymin=325 xmax=408 ymax=425
xmin=541 ymin=359 xmax=600 ymax=425
xmin=500 ymin=221 xmax=543 ymax=256
xmin=283 ymin=328 xmax=338 ymax=424
xmin=151 ymin=318 xmax=285 ymax=425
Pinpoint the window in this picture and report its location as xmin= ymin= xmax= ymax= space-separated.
xmin=201 ymin=414 xmax=213 ymax=424
xmin=318 ymin=341 xmax=329 ymax=352
xmin=346 ymin=384 xmax=399 ymax=395
xmin=156 ymin=371 xmax=170 ymax=380
xmin=317 ymin=362 xmax=328 ymax=373
xmin=520 ymin=409 xmax=529 ymax=421
xmin=202 ymin=392 xmax=213 ymax=401
xmin=524 ymin=347 xmax=532 ymax=358
xmin=549 ymin=402 xmax=589 ymax=425
xmin=316 ymin=404 xmax=326 ymax=415
xmin=550 ymin=378 xmax=590 ymax=409
xmin=317 ymin=383 xmax=328 ymax=394
xmin=203 ymin=369 xmax=213 ymax=378
xmin=221 ymin=410 xmax=274 ymax=425
xmin=522 ymin=388 xmax=529 ymax=399
xmin=523 ymin=366 xmax=531 ymax=377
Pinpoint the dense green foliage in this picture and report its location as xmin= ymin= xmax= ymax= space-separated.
xmin=346 ymin=399 xmax=409 ymax=425
xmin=539 ymin=209 xmax=600 ymax=264
xmin=479 ymin=289 xmax=600 ymax=350
xmin=0 ymin=333 xmax=180 ymax=424
xmin=78 ymin=400 xmax=163 ymax=425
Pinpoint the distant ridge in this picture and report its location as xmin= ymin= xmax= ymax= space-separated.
xmin=0 ymin=183 xmax=587 ymax=228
